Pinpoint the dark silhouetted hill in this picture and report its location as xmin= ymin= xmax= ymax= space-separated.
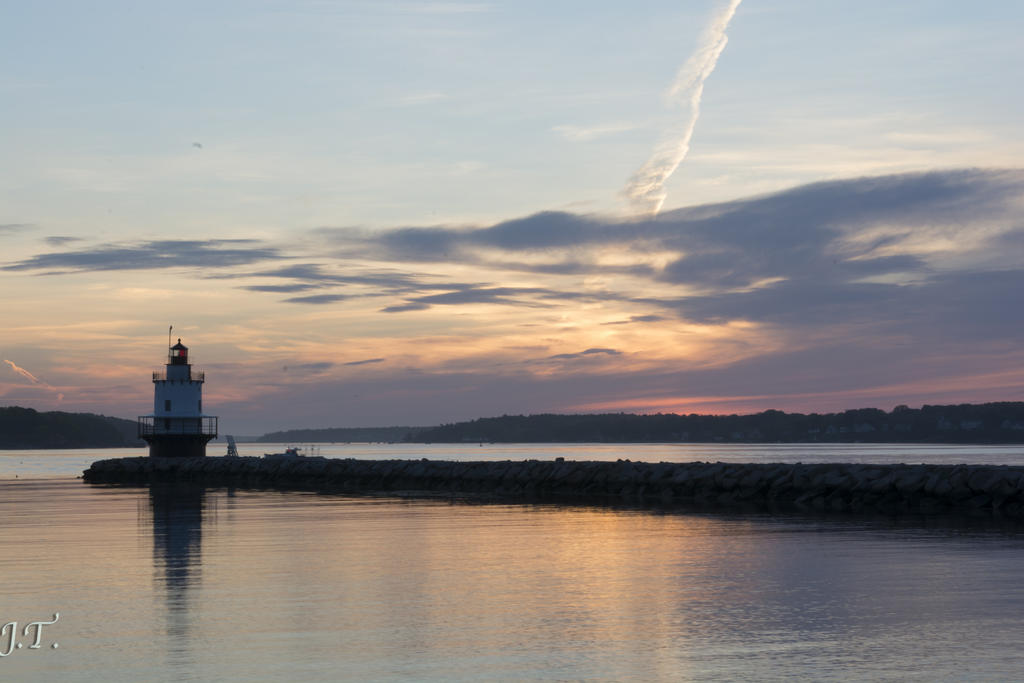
xmin=0 ymin=406 xmax=144 ymax=449
xmin=407 ymin=403 xmax=1024 ymax=444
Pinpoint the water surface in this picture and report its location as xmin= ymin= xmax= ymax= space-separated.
xmin=4 ymin=442 xmax=1024 ymax=480
xmin=4 ymin=445 xmax=1024 ymax=680
xmin=2 ymin=474 xmax=1024 ymax=680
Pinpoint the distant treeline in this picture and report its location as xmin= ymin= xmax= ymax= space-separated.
xmin=258 ymin=426 xmax=424 ymax=443
xmin=9 ymin=402 xmax=1024 ymax=449
xmin=407 ymin=403 xmax=1024 ymax=444
xmin=0 ymin=407 xmax=143 ymax=449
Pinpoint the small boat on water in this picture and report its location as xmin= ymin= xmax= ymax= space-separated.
xmin=263 ymin=446 xmax=304 ymax=458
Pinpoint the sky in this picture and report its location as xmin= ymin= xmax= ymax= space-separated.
xmin=2 ymin=0 xmax=1024 ymax=435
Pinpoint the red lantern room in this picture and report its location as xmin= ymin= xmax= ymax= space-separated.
xmin=169 ymin=340 xmax=189 ymax=365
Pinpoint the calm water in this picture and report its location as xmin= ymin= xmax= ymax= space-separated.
xmin=4 ymin=441 xmax=1024 ymax=480
xmin=4 ymin=445 xmax=1024 ymax=680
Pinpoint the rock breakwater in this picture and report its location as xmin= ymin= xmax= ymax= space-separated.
xmin=82 ymin=456 xmax=1024 ymax=516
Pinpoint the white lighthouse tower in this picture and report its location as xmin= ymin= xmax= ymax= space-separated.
xmin=138 ymin=338 xmax=218 ymax=458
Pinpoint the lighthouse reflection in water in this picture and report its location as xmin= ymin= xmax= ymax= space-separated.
xmin=148 ymin=483 xmax=213 ymax=664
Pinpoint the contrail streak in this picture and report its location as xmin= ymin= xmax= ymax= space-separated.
xmin=624 ymin=0 xmax=743 ymax=215
xmin=4 ymin=359 xmax=64 ymax=402
xmin=4 ymin=359 xmax=41 ymax=384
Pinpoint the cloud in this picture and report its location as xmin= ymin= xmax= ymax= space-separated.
xmin=329 ymin=168 xmax=1021 ymax=269
xmin=0 ymin=223 xmax=32 ymax=235
xmin=243 ymin=284 xmax=320 ymax=293
xmin=4 ymin=239 xmax=283 ymax=273
xmin=546 ymin=348 xmax=622 ymax=361
xmin=4 ymin=359 xmax=63 ymax=402
xmin=603 ymin=315 xmax=667 ymax=325
xmin=624 ymin=0 xmax=744 ymax=214
xmin=250 ymin=263 xmax=423 ymax=290
xmin=43 ymin=236 xmax=82 ymax=246
xmin=321 ymin=167 xmax=1024 ymax=343
xmin=380 ymin=285 xmax=598 ymax=313
xmin=9 ymin=168 xmax=1022 ymax=402
xmin=283 ymin=362 xmax=334 ymax=374
xmin=470 ymin=211 xmax=621 ymax=251
xmin=322 ymin=211 xmax=622 ymax=264
xmin=9 ymin=169 xmax=999 ymax=334
xmin=327 ymin=169 xmax=1022 ymax=278
xmin=187 ymin=344 xmax=1024 ymax=433
xmin=224 ymin=264 xmax=428 ymax=301
xmin=400 ymin=287 xmax=549 ymax=306
xmin=553 ymin=123 xmax=637 ymax=142
xmin=381 ymin=301 xmax=431 ymax=313
xmin=4 ymin=359 xmax=41 ymax=384
xmin=10 ymin=167 xmax=1018 ymax=429
xmin=284 ymin=293 xmax=349 ymax=305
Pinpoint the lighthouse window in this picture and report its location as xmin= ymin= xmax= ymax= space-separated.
xmin=165 ymin=399 xmax=171 ymax=411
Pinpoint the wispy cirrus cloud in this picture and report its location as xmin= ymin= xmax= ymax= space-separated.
xmin=285 ymin=293 xmax=350 ymax=305
xmin=0 ymin=223 xmax=33 ymax=235
xmin=378 ymin=283 xmax=624 ymax=313
xmin=243 ymin=284 xmax=321 ymax=293
xmin=381 ymin=286 xmax=555 ymax=312
xmin=3 ymin=239 xmax=283 ymax=273
xmin=546 ymin=348 xmax=622 ymax=361
xmin=553 ymin=122 xmax=637 ymax=142
xmin=237 ymin=263 xmax=423 ymax=291
xmin=43 ymin=235 xmax=82 ymax=246
xmin=283 ymin=362 xmax=334 ymax=374
xmin=603 ymin=315 xmax=667 ymax=326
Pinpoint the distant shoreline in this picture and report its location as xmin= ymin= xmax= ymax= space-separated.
xmin=270 ymin=402 xmax=1024 ymax=445
xmin=7 ymin=401 xmax=1024 ymax=448
xmin=0 ymin=407 xmax=142 ymax=450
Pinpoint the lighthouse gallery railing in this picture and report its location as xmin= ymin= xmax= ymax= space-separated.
xmin=138 ymin=416 xmax=218 ymax=438
xmin=152 ymin=370 xmax=205 ymax=382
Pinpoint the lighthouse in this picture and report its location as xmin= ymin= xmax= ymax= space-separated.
xmin=138 ymin=338 xmax=218 ymax=458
